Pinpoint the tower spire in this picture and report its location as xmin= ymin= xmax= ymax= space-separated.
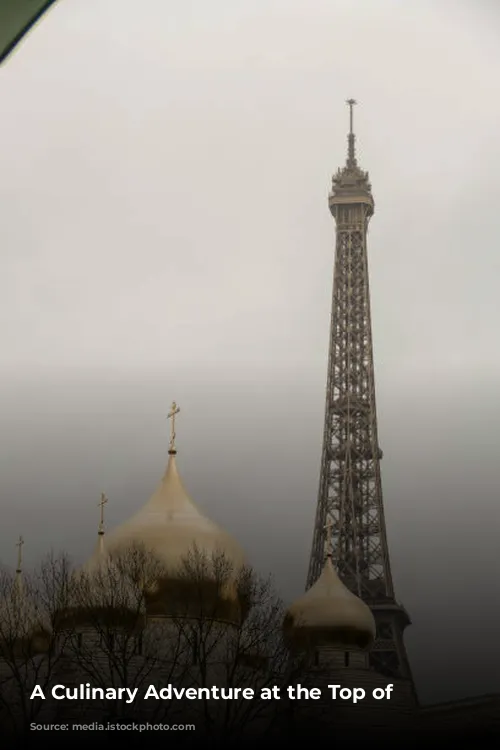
xmin=346 ymin=98 xmax=357 ymax=167
xmin=306 ymin=102 xmax=413 ymax=685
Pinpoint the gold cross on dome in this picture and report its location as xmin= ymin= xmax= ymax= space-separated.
xmin=16 ymin=535 xmax=24 ymax=571
xmin=167 ymin=401 xmax=180 ymax=451
xmin=98 ymin=493 xmax=108 ymax=532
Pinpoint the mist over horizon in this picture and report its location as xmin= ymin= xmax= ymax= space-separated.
xmin=1 ymin=0 xmax=500 ymax=708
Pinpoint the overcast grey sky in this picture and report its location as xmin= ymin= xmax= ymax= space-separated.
xmin=1 ymin=0 xmax=500 ymax=703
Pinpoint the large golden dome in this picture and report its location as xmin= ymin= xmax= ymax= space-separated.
xmin=88 ymin=449 xmax=246 ymax=574
xmin=284 ymin=556 xmax=376 ymax=650
xmin=82 ymin=405 xmax=246 ymax=624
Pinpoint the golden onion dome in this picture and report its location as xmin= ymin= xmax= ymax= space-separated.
xmin=86 ymin=452 xmax=245 ymax=572
xmin=284 ymin=555 xmax=376 ymax=650
xmin=85 ymin=404 xmax=246 ymax=596
xmin=90 ymin=451 xmax=246 ymax=573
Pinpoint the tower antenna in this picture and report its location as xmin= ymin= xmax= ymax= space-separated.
xmin=345 ymin=98 xmax=357 ymax=166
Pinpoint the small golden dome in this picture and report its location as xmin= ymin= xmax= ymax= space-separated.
xmin=284 ymin=556 xmax=376 ymax=650
xmin=87 ymin=451 xmax=246 ymax=575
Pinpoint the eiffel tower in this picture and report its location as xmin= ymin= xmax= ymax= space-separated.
xmin=306 ymin=100 xmax=413 ymax=681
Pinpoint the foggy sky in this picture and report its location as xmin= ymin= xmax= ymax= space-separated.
xmin=1 ymin=0 xmax=500 ymax=703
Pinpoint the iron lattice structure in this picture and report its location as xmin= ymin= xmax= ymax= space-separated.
xmin=307 ymin=101 xmax=413 ymax=682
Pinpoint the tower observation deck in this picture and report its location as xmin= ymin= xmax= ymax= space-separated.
xmin=306 ymin=100 xmax=413 ymax=681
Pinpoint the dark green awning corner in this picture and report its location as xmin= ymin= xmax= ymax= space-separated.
xmin=0 ymin=0 xmax=58 ymax=65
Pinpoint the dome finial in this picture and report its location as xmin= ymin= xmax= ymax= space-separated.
xmin=15 ymin=535 xmax=24 ymax=595
xmin=15 ymin=535 xmax=24 ymax=576
xmin=98 ymin=492 xmax=108 ymax=534
xmin=167 ymin=401 xmax=180 ymax=455
xmin=345 ymin=98 xmax=357 ymax=167
xmin=97 ymin=493 xmax=108 ymax=557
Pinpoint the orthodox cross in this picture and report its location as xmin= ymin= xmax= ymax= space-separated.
xmin=16 ymin=535 xmax=24 ymax=573
xmin=168 ymin=401 xmax=180 ymax=452
xmin=98 ymin=493 xmax=108 ymax=535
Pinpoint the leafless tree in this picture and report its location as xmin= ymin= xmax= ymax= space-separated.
xmin=0 ymin=552 xmax=73 ymax=739
xmin=60 ymin=543 xmax=191 ymax=724
xmin=0 ymin=544 xmax=309 ymax=739
xmin=164 ymin=546 xmax=306 ymax=739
